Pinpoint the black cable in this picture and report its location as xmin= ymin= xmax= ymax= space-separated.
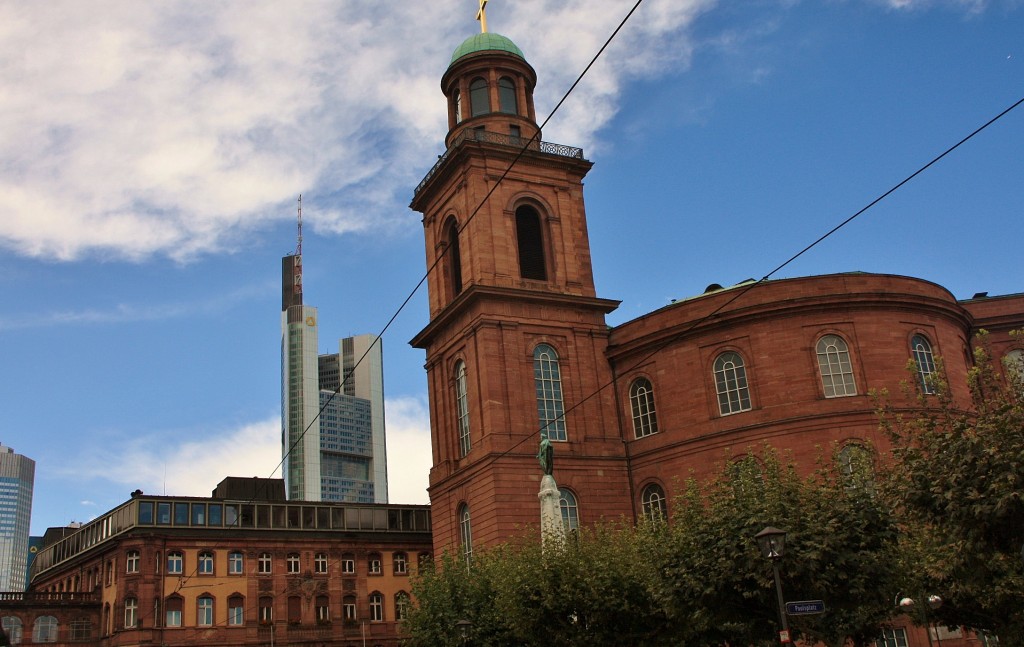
xmin=486 ymin=93 xmax=1024 ymax=465
xmin=274 ymin=0 xmax=649 ymax=483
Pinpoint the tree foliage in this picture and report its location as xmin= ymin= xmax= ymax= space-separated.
xmin=880 ymin=333 xmax=1024 ymax=640
xmin=405 ymin=446 xmax=899 ymax=647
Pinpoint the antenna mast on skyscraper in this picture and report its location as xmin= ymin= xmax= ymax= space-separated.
xmin=296 ymin=195 xmax=303 ymax=256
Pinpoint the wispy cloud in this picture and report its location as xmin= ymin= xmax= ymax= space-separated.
xmin=0 ymin=0 xmax=717 ymax=263
xmin=55 ymin=396 xmax=432 ymax=504
xmin=0 ymin=280 xmax=273 ymax=331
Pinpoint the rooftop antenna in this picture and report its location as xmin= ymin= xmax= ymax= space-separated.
xmin=476 ymin=0 xmax=489 ymax=32
xmin=296 ymin=194 xmax=303 ymax=256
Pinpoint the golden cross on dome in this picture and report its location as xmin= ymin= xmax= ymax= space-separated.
xmin=476 ymin=0 xmax=489 ymax=33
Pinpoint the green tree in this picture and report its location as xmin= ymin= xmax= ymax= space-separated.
xmin=880 ymin=333 xmax=1024 ymax=640
xmin=655 ymin=447 xmax=899 ymax=647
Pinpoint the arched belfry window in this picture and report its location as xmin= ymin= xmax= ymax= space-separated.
xmin=445 ymin=218 xmax=463 ymax=296
xmin=533 ymin=344 xmax=567 ymax=441
xmin=515 ymin=205 xmax=547 ymax=280
xmin=469 ymin=77 xmax=489 ymax=117
xmin=454 ymin=89 xmax=463 ymax=123
xmin=498 ymin=77 xmax=517 ymax=114
xmin=458 ymin=504 xmax=473 ymax=564
xmin=455 ymin=360 xmax=470 ymax=457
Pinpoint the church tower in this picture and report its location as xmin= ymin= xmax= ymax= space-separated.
xmin=411 ymin=22 xmax=631 ymax=555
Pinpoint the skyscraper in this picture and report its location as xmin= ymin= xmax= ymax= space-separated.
xmin=318 ymin=334 xmax=389 ymax=503
xmin=0 ymin=444 xmax=34 ymax=591
xmin=281 ymin=249 xmax=388 ymax=503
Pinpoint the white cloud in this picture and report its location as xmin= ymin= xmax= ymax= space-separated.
xmin=384 ymin=395 xmax=433 ymax=505
xmin=61 ymin=417 xmax=280 ymax=497
xmin=0 ymin=0 xmax=716 ymax=262
xmin=58 ymin=398 xmax=431 ymax=505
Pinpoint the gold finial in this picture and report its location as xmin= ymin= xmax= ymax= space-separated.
xmin=476 ymin=0 xmax=489 ymax=33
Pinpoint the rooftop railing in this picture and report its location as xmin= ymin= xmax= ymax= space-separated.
xmin=414 ymin=128 xmax=585 ymax=198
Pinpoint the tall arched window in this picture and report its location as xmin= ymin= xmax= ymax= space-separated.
xmin=33 ymin=616 xmax=58 ymax=643
xmin=911 ymin=334 xmax=936 ymax=394
xmin=165 ymin=596 xmax=183 ymax=627
xmin=816 ymin=334 xmax=857 ymax=397
xmin=515 ymin=205 xmax=547 ymax=280
xmin=641 ymin=483 xmax=668 ymax=522
xmin=458 ymin=504 xmax=473 ymax=564
xmin=498 ymin=77 xmax=517 ymax=114
xmin=228 ymin=594 xmax=245 ymax=626
xmin=395 ymin=591 xmax=411 ymax=621
xmin=558 ymin=488 xmax=579 ymax=532
xmin=714 ymin=351 xmax=751 ymax=415
xmin=445 ymin=218 xmax=463 ymax=296
xmin=533 ymin=344 xmax=567 ymax=441
xmin=316 ymin=595 xmax=330 ymax=623
xmin=197 ymin=596 xmax=214 ymax=626
xmin=454 ymin=89 xmax=463 ymax=123
xmin=838 ymin=444 xmax=874 ymax=491
xmin=369 ymin=592 xmax=384 ymax=622
xmin=469 ymin=77 xmax=489 ymax=117
xmin=1002 ymin=349 xmax=1023 ymax=383
xmin=455 ymin=360 xmax=471 ymax=457
xmin=629 ymin=377 xmax=658 ymax=438
xmin=2 ymin=617 xmax=23 ymax=644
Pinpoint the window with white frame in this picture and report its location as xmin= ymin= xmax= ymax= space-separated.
xmin=395 ymin=592 xmax=411 ymax=621
xmin=714 ymin=351 xmax=752 ymax=415
xmin=166 ymin=551 xmax=183 ymax=575
xmin=459 ymin=504 xmax=473 ymax=564
xmin=533 ymin=344 xmax=567 ymax=441
xmin=369 ymin=592 xmax=384 ymax=622
xmin=33 ymin=616 xmax=58 ymax=643
xmin=341 ymin=554 xmax=356 ymax=575
xmin=559 ymin=488 xmax=579 ymax=532
xmin=876 ymin=627 xmax=908 ymax=647
xmin=629 ymin=377 xmax=659 ymax=438
xmin=343 ymin=597 xmax=357 ymax=622
xmin=258 ymin=597 xmax=272 ymax=624
xmin=816 ymin=334 xmax=857 ymax=397
xmin=641 ymin=483 xmax=668 ymax=522
xmin=316 ymin=595 xmax=330 ymax=623
xmin=287 ymin=553 xmax=300 ymax=574
xmin=368 ymin=553 xmax=382 ymax=575
xmin=393 ymin=552 xmax=408 ymax=575
xmin=455 ymin=360 xmax=471 ymax=457
xmin=911 ymin=334 xmax=937 ymax=394
xmin=1003 ymin=349 xmax=1023 ymax=383
xmin=228 ymin=595 xmax=245 ymax=626
xmin=258 ymin=553 xmax=272 ymax=575
xmin=2 ymin=617 xmax=23 ymax=645
xmin=124 ymin=598 xmax=137 ymax=628
xmin=314 ymin=553 xmax=328 ymax=574
xmin=165 ymin=597 xmax=183 ymax=627
xmin=126 ymin=550 xmax=140 ymax=573
xmin=197 ymin=596 xmax=214 ymax=626
xmin=228 ymin=551 xmax=244 ymax=575
xmin=198 ymin=551 xmax=214 ymax=575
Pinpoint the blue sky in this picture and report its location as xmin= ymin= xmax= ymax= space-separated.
xmin=1 ymin=0 xmax=1021 ymax=535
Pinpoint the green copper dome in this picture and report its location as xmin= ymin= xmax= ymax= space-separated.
xmin=449 ymin=33 xmax=525 ymax=66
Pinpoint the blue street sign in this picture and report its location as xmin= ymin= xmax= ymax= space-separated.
xmin=786 ymin=600 xmax=826 ymax=615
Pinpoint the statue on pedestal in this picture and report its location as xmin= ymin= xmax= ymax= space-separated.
xmin=537 ymin=437 xmax=565 ymax=548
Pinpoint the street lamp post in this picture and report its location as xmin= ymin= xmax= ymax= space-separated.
xmin=755 ymin=526 xmax=791 ymax=645
xmin=898 ymin=594 xmax=943 ymax=647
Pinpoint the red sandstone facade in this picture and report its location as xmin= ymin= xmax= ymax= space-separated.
xmin=410 ymin=32 xmax=1022 ymax=647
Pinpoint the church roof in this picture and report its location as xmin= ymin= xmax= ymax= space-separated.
xmin=449 ymin=32 xmax=525 ymax=66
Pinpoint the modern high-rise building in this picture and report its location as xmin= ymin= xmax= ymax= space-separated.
xmin=0 ymin=444 xmax=34 ymax=591
xmin=282 ymin=252 xmax=388 ymax=504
